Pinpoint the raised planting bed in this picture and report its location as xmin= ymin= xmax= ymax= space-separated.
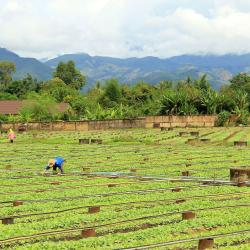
xmin=179 ymin=131 xmax=189 ymax=137
xmin=186 ymin=138 xmax=199 ymax=145
xmin=91 ymin=139 xmax=103 ymax=144
xmin=160 ymin=127 xmax=168 ymax=131
xmin=234 ymin=141 xmax=247 ymax=147
xmin=190 ymin=131 xmax=199 ymax=137
xmin=79 ymin=138 xmax=90 ymax=144
xmin=230 ymin=167 xmax=250 ymax=182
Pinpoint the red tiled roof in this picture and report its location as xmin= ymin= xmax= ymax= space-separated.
xmin=58 ymin=103 xmax=70 ymax=113
xmin=0 ymin=101 xmax=22 ymax=115
xmin=0 ymin=100 xmax=69 ymax=115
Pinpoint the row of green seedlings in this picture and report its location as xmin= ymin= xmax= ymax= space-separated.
xmin=121 ymin=231 xmax=249 ymax=250
xmin=187 ymin=138 xmax=248 ymax=147
xmin=2 ymin=181 xmax=248 ymax=226
xmin=3 ymin=191 xmax=247 ymax=221
xmin=0 ymin=173 xmax=245 ymax=199
xmin=2 ymin=204 xmax=248 ymax=250
xmin=2 ymin=150 xmax=247 ymax=171
xmin=183 ymin=131 xmax=248 ymax=146
xmin=0 ymin=182 xmax=202 ymax=225
xmin=0 ymin=178 xmax=199 ymax=204
xmin=1 ymin=164 xmax=246 ymax=189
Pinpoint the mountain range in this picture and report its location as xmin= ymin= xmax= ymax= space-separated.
xmin=1 ymin=48 xmax=250 ymax=89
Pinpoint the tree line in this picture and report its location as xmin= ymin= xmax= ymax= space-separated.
xmin=0 ymin=60 xmax=250 ymax=125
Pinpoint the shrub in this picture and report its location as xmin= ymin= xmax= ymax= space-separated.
xmin=215 ymin=111 xmax=231 ymax=126
xmin=235 ymin=110 xmax=249 ymax=126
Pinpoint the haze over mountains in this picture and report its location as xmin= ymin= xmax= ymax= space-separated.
xmin=1 ymin=47 xmax=250 ymax=89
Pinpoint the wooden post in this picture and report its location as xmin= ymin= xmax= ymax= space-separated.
xmin=182 ymin=171 xmax=189 ymax=176
xmin=182 ymin=211 xmax=196 ymax=220
xmin=172 ymin=188 xmax=181 ymax=192
xmin=13 ymin=201 xmax=23 ymax=206
xmin=88 ymin=206 xmax=100 ymax=214
xmin=108 ymin=184 xmax=117 ymax=187
xmin=198 ymin=238 xmax=214 ymax=250
xmin=175 ymin=199 xmax=186 ymax=204
xmin=80 ymin=228 xmax=96 ymax=238
xmin=2 ymin=218 xmax=14 ymax=225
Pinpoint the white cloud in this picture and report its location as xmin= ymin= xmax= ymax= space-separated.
xmin=1 ymin=0 xmax=250 ymax=59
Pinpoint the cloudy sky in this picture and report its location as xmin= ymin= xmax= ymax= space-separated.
xmin=1 ymin=0 xmax=250 ymax=59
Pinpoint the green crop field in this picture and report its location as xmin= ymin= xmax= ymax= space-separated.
xmin=0 ymin=127 xmax=249 ymax=250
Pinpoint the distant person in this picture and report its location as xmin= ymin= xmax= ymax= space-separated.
xmin=7 ymin=129 xmax=16 ymax=143
xmin=44 ymin=157 xmax=65 ymax=174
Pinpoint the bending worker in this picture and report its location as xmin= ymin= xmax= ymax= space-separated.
xmin=45 ymin=157 xmax=65 ymax=174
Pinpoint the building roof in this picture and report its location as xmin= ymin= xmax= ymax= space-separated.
xmin=0 ymin=100 xmax=69 ymax=115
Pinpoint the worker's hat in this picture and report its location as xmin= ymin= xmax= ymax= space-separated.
xmin=48 ymin=159 xmax=56 ymax=166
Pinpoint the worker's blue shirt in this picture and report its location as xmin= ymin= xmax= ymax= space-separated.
xmin=55 ymin=157 xmax=64 ymax=167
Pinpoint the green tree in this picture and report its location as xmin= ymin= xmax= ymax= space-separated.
xmin=53 ymin=61 xmax=86 ymax=90
xmin=156 ymin=80 xmax=173 ymax=90
xmin=41 ymin=77 xmax=78 ymax=102
xmin=100 ymin=79 xmax=122 ymax=108
xmin=160 ymin=90 xmax=198 ymax=115
xmin=69 ymin=96 xmax=86 ymax=117
xmin=0 ymin=61 xmax=16 ymax=91
xmin=230 ymin=72 xmax=250 ymax=88
xmin=6 ymin=74 xmax=40 ymax=98
xmin=228 ymin=73 xmax=250 ymax=106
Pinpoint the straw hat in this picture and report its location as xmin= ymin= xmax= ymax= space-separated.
xmin=48 ymin=159 xmax=56 ymax=166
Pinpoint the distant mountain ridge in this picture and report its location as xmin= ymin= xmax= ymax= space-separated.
xmin=2 ymin=48 xmax=250 ymax=89
xmin=0 ymin=48 xmax=52 ymax=80
xmin=46 ymin=53 xmax=250 ymax=89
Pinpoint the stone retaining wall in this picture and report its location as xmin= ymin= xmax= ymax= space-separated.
xmin=0 ymin=116 xmax=219 ymax=131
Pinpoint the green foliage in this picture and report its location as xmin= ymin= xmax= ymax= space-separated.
xmin=0 ymin=92 xmax=18 ymax=100
xmin=0 ymin=128 xmax=249 ymax=249
xmin=215 ymin=111 xmax=231 ymax=126
xmin=0 ymin=61 xmax=16 ymax=91
xmin=53 ymin=61 xmax=86 ymax=90
xmin=99 ymin=79 xmax=122 ymax=108
xmin=0 ymin=114 xmax=8 ymax=122
xmin=20 ymin=93 xmax=60 ymax=121
xmin=69 ymin=95 xmax=86 ymax=117
xmin=160 ymin=90 xmax=198 ymax=115
xmin=235 ymin=110 xmax=249 ymax=126
xmin=6 ymin=74 xmax=40 ymax=98
xmin=1 ymin=59 xmax=250 ymax=123
xmin=41 ymin=77 xmax=78 ymax=102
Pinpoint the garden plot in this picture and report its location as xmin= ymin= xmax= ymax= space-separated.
xmin=0 ymin=127 xmax=249 ymax=249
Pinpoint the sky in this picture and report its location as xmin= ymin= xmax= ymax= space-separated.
xmin=1 ymin=0 xmax=250 ymax=59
